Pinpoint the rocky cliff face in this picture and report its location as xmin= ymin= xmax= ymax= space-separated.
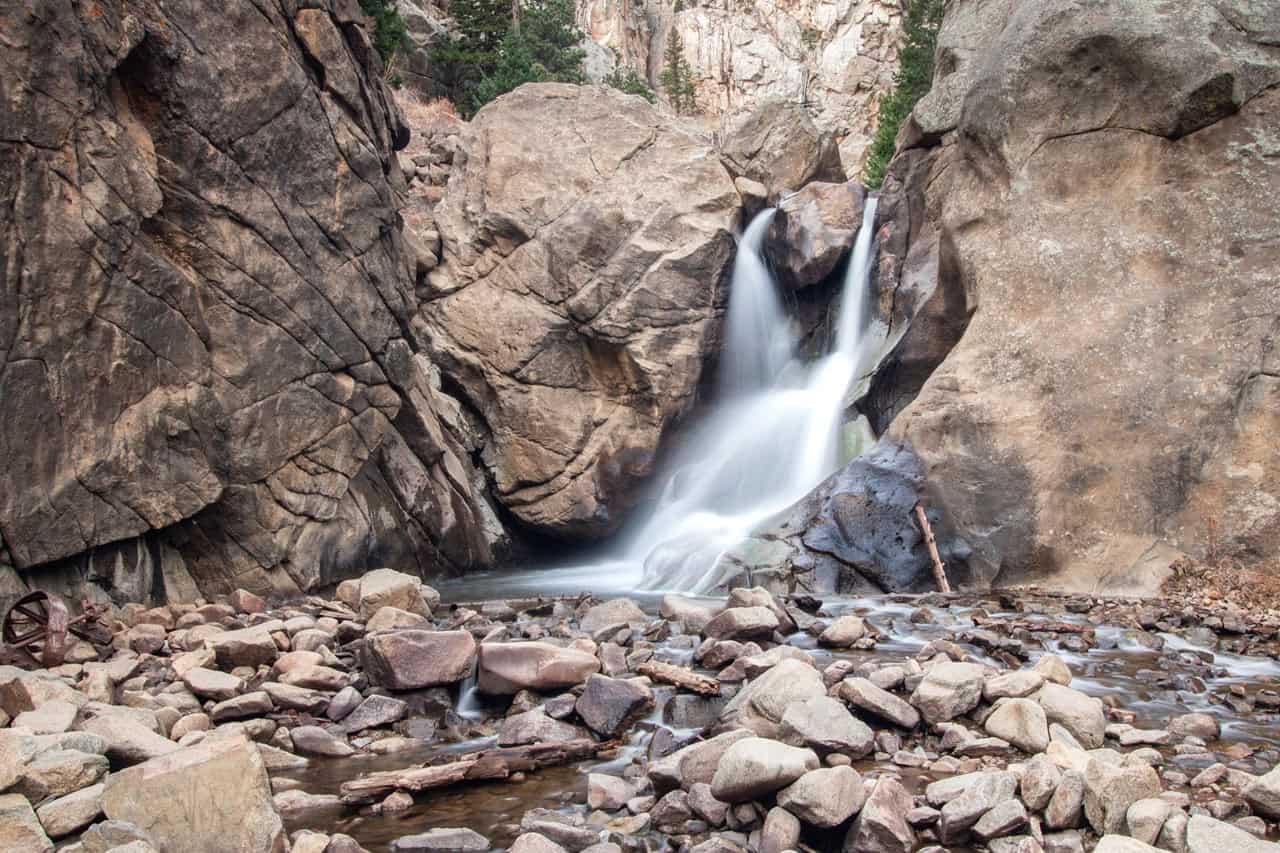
xmin=861 ymin=0 xmax=1280 ymax=594
xmin=0 ymin=0 xmax=503 ymax=603
xmin=579 ymin=0 xmax=901 ymax=167
xmin=420 ymin=84 xmax=743 ymax=540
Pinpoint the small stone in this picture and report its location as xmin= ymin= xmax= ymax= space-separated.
xmin=703 ymin=607 xmax=780 ymax=641
xmin=210 ymin=691 xmax=273 ymax=722
xmin=1126 ymin=798 xmax=1172 ymax=846
xmin=760 ymin=806 xmax=799 ymax=853
xmin=340 ymin=695 xmax=408 ymax=733
xmin=575 ymin=675 xmax=653 ymax=739
xmin=1033 ymin=655 xmax=1073 ymax=685
xmin=182 ymin=668 xmax=244 ymax=701
xmin=1045 ymin=769 xmax=1086 ymax=830
xmin=289 ymin=725 xmax=354 ymax=757
xmin=910 ymin=662 xmax=988 ymax=725
xmin=818 ymin=615 xmax=866 ymax=647
xmin=985 ymin=697 xmax=1051 ymax=753
xmin=974 ymin=798 xmax=1029 ymax=840
xmin=390 ymin=827 xmax=490 ymax=852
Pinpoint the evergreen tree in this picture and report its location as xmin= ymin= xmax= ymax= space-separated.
xmin=359 ymin=0 xmax=410 ymax=83
xmin=468 ymin=0 xmax=586 ymax=114
xmin=659 ymin=28 xmax=696 ymax=114
xmin=605 ymin=62 xmax=656 ymax=102
xmin=862 ymin=0 xmax=945 ymax=188
xmin=432 ymin=0 xmax=512 ymax=104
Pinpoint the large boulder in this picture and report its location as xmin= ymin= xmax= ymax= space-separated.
xmin=101 ymin=734 xmax=284 ymax=852
xmin=422 ymin=83 xmax=741 ymax=540
xmin=767 ymin=182 xmax=865 ymax=290
xmin=709 ymin=737 xmax=820 ymax=802
xmin=476 ymin=642 xmax=601 ymax=695
xmin=718 ymin=100 xmax=846 ymax=197
xmin=0 ymin=0 xmax=502 ymax=601
xmin=362 ymin=630 xmax=477 ymax=689
xmin=862 ymin=0 xmax=1280 ymax=592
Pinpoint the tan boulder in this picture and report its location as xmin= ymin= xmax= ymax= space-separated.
xmin=102 ymin=734 xmax=285 ymax=852
xmin=362 ymin=630 xmax=476 ymax=689
xmin=477 ymin=641 xmax=601 ymax=695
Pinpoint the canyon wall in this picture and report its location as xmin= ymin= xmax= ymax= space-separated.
xmin=861 ymin=0 xmax=1280 ymax=595
xmin=0 ymin=0 xmax=504 ymax=603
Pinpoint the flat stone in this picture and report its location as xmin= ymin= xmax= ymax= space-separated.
xmin=579 ymin=599 xmax=646 ymax=633
xmin=587 ymin=774 xmax=636 ymax=810
xmin=366 ymin=606 xmax=428 ymax=632
xmin=840 ymin=677 xmax=921 ymax=729
xmin=938 ymin=771 xmax=1018 ymax=843
xmin=15 ymin=748 xmax=108 ymax=800
xmin=984 ymin=670 xmax=1045 ymax=701
xmin=1126 ymin=797 xmax=1172 ymax=846
xmin=1243 ymin=765 xmax=1280 ymax=819
xmin=1185 ymin=814 xmax=1278 ymax=853
xmin=1094 ymin=836 xmax=1163 ymax=852
xmin=279 ymin=664 xmax=348 ymax=691
xmin=34 ymin=781 xmax=104 ymax=837
xmin=261 ymin=682 xmax=330 ymax=715
xmin=498 ymin=709 xmax=592 ymax=747
xmin=974 ymin=798 xmax=1029 ymax=840
xmin=210 ymin=691 xmax=274 ymax=722
xmin=477 ymin=642 xmax=600 ymax=695
xmin=13 ymin=699 xmax=78 ymax=735
xmin=359 ymin=569 xmax=432 ymax=619
xmin=340 ymin=695 xmax=408 ymax=733
xmin=510 ymin=834 xmax=569 ymax=853
xmin=101 ymin=734 xmax=284 ymax=853
xmin=205 ymin=624 xmax=282 ymax=669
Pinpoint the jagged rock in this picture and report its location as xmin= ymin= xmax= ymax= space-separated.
xmin=14 ymin=747 xmax=107 ymax=801
xmin=102 ymin=735 xmax=284 ymax=852
xmin=78 ymin=712 xmax=177 ymax=766
xmin=587 ymin=774 xmax=637 ymax=811
xmin=937 ymin=771 xmax=1018 ymax=843
xmin=845 ymin=776 xmax=915 ymax=853
xmin=205 ymin=626 xmax=282 ymax=670
xmin=0 ymin=793 xmax=53 ymax=852
xmin=0 ymin=0 xmax=498 ymax=600
xmin=363 ymin=630 xmax=477 ymax=689
xmin=1084 ymin=758 xmax=1161 ymax=834
xmin=423 ymin=83 xmax=740 ymax=540
xmin=1021 ymin=754 xmax=1063 ymax=812
xmin=710 ymin=737 xmax=819 ymax=802
xmin=872 ymin=0 xmax=1280 ymax=593
xmin=1045 ymin=770 xmax=1086 ymax=830
xmin=911 ymin=662 xmax=988 ymax=724
xmin=13 ymin=699 xmax=78 ymax=735
xmin=776 ymin=766 xmax=866 ymax=827
xmin=340 ymin=695 xmax=408 ymax=733
xmin=477 ymin=642 xmax=601 ymax=695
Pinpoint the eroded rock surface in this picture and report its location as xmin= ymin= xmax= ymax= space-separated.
xmin=0 ymin=0 xmax=503 ymax=602
xmin=421 ymin=83 xmax=741 ymax=539
xmin=865 ymin=0 xmax=1280 ymax=593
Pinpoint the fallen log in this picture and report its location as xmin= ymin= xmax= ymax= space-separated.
xmin=638 ymin=660 xmax=721 ymax=696
xmin=339 ymin=738 xmax=612 ymax=804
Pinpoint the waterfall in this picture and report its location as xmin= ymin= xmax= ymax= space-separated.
xmin=624 ymin=197 xmax=881 ymax=593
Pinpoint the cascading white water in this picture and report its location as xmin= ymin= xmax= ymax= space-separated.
xmin=621 ymin=197 xmax=881 ymax=593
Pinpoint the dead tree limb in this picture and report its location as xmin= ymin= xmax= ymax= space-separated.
xmin=638 ymin=660 xmax=721 ymax=696
xmin=914 ymin=502 xmax=951 ymax=594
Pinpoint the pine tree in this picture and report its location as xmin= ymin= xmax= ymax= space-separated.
xmin=659 ymin=28 xmax=696 ymax=114
xmin=468 ymin=0 xmax=586 ymax=114
xmin=432 ymin=0 xmax=512 ymax=105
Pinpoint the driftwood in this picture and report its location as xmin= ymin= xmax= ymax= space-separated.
xmin=339 ymin=738 xmax=612 ymax=804
xmin=914 ymin=502 xmax=952 ymax=594
xmin=638 ymin=660 xmax=721 ymax=697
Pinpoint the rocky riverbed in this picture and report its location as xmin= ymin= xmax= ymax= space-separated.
xmin=2 ymin=569 xmax=1280 ymax=853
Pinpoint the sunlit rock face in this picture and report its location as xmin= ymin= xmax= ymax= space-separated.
xmin=865 ymin=0 xmax=1280 ymax=595
xmin=576 ymin=0 xmax=902 ymax=169
xmin=0 ymin=0 xmax=504 ymax=601
xmin=421 ymin=83 xmax=743 ymax=541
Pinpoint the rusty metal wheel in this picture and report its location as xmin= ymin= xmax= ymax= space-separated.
xmin=2 ymin=591 xmax=70 ymax=667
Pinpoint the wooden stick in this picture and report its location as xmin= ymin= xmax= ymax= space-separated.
xmin=915 ymin=502 xmax=951 ymax=594
xmin=638 ymin=660 xmax=721 ymax=696
xmin=338 ymin=738 xmax=612 ymax=804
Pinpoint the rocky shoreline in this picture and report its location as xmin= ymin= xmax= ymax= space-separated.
xmin=2 ymin=570 xmax=1279 ymax=853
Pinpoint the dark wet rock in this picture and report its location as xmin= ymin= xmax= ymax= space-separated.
xmin=575 ymin=676 xmax=654 ymax=739
xmin=340 ymin=695 xmax=409 ymax=733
